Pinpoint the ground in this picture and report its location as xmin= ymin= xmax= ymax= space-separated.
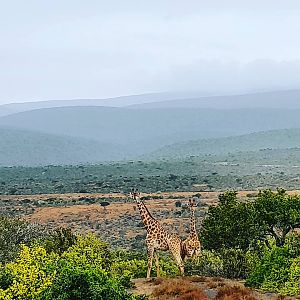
xmin=129 ymin=276 xmax=299 ymax=300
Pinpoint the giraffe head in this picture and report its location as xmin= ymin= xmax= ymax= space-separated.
xmin=129 ymin=188 xmax=140 ymax=201
xmin=188 ymin=198 xmax=197 ymax=210
xmin=182 ymin=236 xmax=201 ymax=259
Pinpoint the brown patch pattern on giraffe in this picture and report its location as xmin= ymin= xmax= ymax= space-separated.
xmin=130 ymin=189 xmax=185 ymax=278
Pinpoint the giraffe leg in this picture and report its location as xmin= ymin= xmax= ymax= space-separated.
xmin=154 ymin=252 xmax=160 ymax=278
xmin=147 ymin=246 xmax=154 ymax=279
xmin=171 ymin=250 xmax=185 ymax=276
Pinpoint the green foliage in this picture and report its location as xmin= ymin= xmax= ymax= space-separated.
xmin=246 ymin=235 xmax=300 ymax=295
xmin=61 ymin=234 xmax=112 ymax=271
xmin=201 ymin=190 xmax=300 ymax=252
xmin=281 ymin=256 xmax=300 ymax=295
xmin=254 ymin=189 xmax=300 ymax=246
xmin=220 ymin=248 xmax=259 ymax=279
xmin=0 ymin=245 xmax=59 ymax=300
xmin=185 ymin=250 xmax=223 ymax=277
xmin=0 ymin=216 xmax=48 ymax=263
xmin=42 ymin=227 xmax=77 ymax=255
xmin=186 ymin=248 xmax=260 ymax=279
xmin=201 ymin=191 xmax=262 ymax=251
xmin=110 ymin=250 xmax=179 ymax=285
xmin=38 ymin=263 xmax=136 ymax=300
xmin=0 ymin=234 xmax=144 ymax=300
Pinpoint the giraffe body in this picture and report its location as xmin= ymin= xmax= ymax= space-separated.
xmin=130 ymin=190 xmax=184 ymax=278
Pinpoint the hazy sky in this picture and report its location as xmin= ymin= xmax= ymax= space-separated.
xmin=1 ymin=0 xmax=300 ymax=104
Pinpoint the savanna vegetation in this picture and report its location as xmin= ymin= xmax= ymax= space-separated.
xmin=0 ymin=189 xmax=299 ymax=299
xmin=1 ymin=147 xmax=300 ymax=196
xmin=187 ymin=189 xmax=300 ymax=296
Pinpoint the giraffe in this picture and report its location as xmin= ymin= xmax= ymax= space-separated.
xmin=130 ymin=189 xmax=185 ymax=278
xmin=182 ymin=198 xmax=201 ymax=260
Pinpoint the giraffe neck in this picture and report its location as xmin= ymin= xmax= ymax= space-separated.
xmin=136 ymin=199 xmax=155 ymax=228
xmin=189 ymin=207 xmax=197 ymax=235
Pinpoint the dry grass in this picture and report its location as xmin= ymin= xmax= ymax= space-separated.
xmin=152 ymin=279 xmax=208 ymax=300
xmin=216 ymin=285 xmax=259 ymax=300
xmin=188 ymin=276 xmax=208 ymax=283
xmin=177 ymin=290 xmax=209 ymax=300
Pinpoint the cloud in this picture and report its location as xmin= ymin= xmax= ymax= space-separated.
xmin=1 ymin=1 xmax=300 ymax=103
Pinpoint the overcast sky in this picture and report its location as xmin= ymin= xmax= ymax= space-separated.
xmin=1 ymin=0 xmax=300 ymax=104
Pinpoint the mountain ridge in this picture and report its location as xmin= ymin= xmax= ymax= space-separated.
xmin=147 ymin=128 xmax=300 ymax=159
xmin=0 ymin=126 xmax=127 ymax=166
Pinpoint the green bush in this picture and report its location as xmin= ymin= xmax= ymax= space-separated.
xmin=220 ymin=248 xmax=259 ymax=279
xmin=0 ymin=216 xmax=48 ymax=263
xmin=186 ymin=248 xmax=260 ymax=279
xmin=42 ymin=227 xmax=77 ymax=255
xmin=201 ymin=191 xmax=263 ymax=251
xmin=111 ymin=250 xmax=179 ymax=283
xmin=0 ymin=245 xmax=59 ymax=300
xmin=38 ymin=263 xmax=137 ymax=300
xmin=185 ymin=250 xmax=223 ymax=277
xmin=281 ymin=256 xmax=300 ymax=295
xmin=201 ymin=190 xmax=300 ymax=251
xmin=0 ymin=234 xmax=146 ymax=300
xmin=246 ymin=244 xmax=295 ymax=293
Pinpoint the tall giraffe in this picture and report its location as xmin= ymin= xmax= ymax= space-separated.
xmin=182 ymin=198 xmax=201 ymax=259
xmin=130 ymin=189 xmax=184 ymax=278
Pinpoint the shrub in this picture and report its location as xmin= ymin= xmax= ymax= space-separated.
xmin=43 ymin=227 xmax=77 ymax=255
xmin=111 ymin=259 xmax=147 ymax=287
xmin=0 ymin=234 xmax=145 ymax=300
xmin=216 ymin=285 xmax=258 ymax=300
xmin=246 ymin=245 xmax=293 ymax=292
xmin=111 ymin=250 xmax=179 ymax=284
xmin=38 ymin=263 xmax=137 ymax=300
xmin=61 ymin=234 xmax=112 ymax=271
xmin=0 ymin=216 xmax=48 ymax=263
xmin=281 ymin=256 xmax=300 ymax=295
xmin=223 ymin=247 xmax=260 ymax=279
xmin=201 ymin=191 xmax=263 ymax=251
xmin=152 ymin=279 xmax=208 ymax=300
xmin=186 ymin=248 xmax=260 ymax=279
xmin=0 ymin=245 xmax=59 ymax=300
xmin=185 ymin=250 xmax=223 ymax=277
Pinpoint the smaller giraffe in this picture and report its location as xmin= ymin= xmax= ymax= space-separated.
xmin=182 ymin=198 xmax=201 ymax=260
xmin=130 ymin=189 xmax=184 ymax=278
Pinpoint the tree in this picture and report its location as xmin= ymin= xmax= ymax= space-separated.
xmin=201 ymin=191 xmax=262 ymax=251
xmin=254 ymin=189 xmax=300 ymax=247
xmin=201 ymin=189 xmax=300 ymax=251
xmin=0 ymin=217 xmax=48 ymax=263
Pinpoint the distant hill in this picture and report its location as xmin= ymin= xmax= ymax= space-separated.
xmin=1 ymin=106 xmax=300 ymax=154
xmin=2 ymin=89 xmax=300 ymax=118
xmin=148 ymin=129 xmax=300 ymax=159
xmin=0 ymin=91 xmax=206 ymax=117
xmin=0 ymin=127 xmax=126 ymax=166
xmin=128 ymin=90 xmax=300 ymax=110
xmin=1 ymin=106 xmax=300 ymax=155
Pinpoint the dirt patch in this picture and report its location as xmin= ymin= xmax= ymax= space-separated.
xmin=129 ymin=277 xmax=299 ymax=300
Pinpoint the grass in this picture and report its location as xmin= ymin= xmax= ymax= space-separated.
xmin=152 ymin=279 xmax=208 ymax=300
xmin=216 ymin=285 xmax=258 ymax=300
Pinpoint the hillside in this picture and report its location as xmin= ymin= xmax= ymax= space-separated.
xmin=0 ymin=91 xmax=204 ymax=117
xmin=1 ymin=106 xmax=300 ymax=156
xmin=128 ymin=89 xmax=300 ymax=110
xmin=149 ymin=128 xmax=300 ymax=158
xmin=2 ymin=89 xmax=300 ymax=118
xmin=0 ymin=127 xmax=126 ymax=166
